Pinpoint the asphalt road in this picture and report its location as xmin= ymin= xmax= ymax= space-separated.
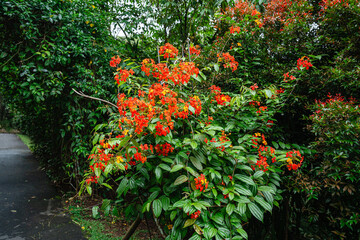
xmin=0 ymin=133 xmax=86 ymax=240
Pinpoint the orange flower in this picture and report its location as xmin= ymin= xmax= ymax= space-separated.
xmin=194 ymin=174 xmax=208 ymax=192
xmin=110 ymin=55 xmax=121 ymax=67
xmin=159 ymin=43 xmax=179 ymax=59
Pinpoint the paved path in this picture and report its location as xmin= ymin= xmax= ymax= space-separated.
xmin=0 ymin=133 xmax=86 ymax=240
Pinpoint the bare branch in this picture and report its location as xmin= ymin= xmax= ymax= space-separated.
xmin=72 ymin=88 xmax=118 ymax=109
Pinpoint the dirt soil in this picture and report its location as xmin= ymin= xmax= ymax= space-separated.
xmin=65 ymin=195 xmax=164 ymax=240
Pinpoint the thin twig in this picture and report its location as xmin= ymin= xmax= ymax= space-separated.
xmin=72 ymin=88 xmax=118 ymax=109
xmin=157 ymin=46 xmax=161 ymax=64
xmin=153 ymin=215 xmax=166 ymax=239
xmin=0 ymin=49 xmax=20 ymax=69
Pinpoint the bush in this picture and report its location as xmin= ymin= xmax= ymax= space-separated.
xmin=81 ymin=43 xmax=309 ymax=239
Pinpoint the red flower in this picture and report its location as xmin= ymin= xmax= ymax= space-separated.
xmin=229 ymin=26 xmax=241 ymax=34
xmin=110 ymin=55 xmax=121 ymax=67
xmin=159 ymin=43 xmax=179 ymax=59
xmin=194 ymin=174 xmax=208 ymax=192
xmin=218 ymin=52 xmax=238 ymax=72
xmin=191 ymin=210 xmax=201 ymax=219
xmin=297 ymin=56 xmax=313 ymax=70
xmin=250 ymin=83 xmax=258 ymax=90
xmin=189 ymin=45 xmax=201 ymax=56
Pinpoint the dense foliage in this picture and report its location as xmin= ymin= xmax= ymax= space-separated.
xmin=1 ymin=0 xmax=359 ymax=239
xmin=0 ymin=0 xmax=123 ymax=186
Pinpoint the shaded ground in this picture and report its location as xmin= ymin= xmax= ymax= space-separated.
xmin=66 ymin=195 xmax=164 ymax=240
xmin=0 ymin=133 xmax=86 ymax=240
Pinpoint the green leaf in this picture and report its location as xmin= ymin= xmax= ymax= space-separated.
xmin=211 ymin=213 xmax=225 ymax=225
xmin=186 ymin=166 xmax=199 ymax=177
xmin=235 ymin=174 xmax=255 ymax=185
xmin=101 ymin=199 xmax=111 ymax=212
xmin=86 ymin=185 xmax=92 ymax=195
xmin=92 ymin=134 xmax=99 ymax=145
xmin=190 ymin=156 xmax=203 ymax=171
xmin=204 ymin=227 xmax=217 ymax=239
xmin=237 ymin=228 xmax=248 ymax=239
xmin=101 ymin=183 xmax=113 ymax=189
xmin=184 ymin=218 xmax=196 ymax=228
xmin=116 ymin=177 xmax=128 ymax=196
xmin=94 ymin=167 xmax=101 ymax=177
xmin=170 ymin=164 xmax=184 ymax=173
xmin=248 ymin=202 xmax=263 ymax=222
xmin=92 ymin=206 xmax=99 ymax=218
xmin=253 ymin=171 xmax=265 ymax=179
xmin=264 ymin=89 xmax=273 ymax=98
xmin=279 ymin=142 xmax=285 ymax=149
xmin=174 ymin=175 xmax=188 ymax=185
xmin=217 ymin=227 xmax=230 ymax=238
xmin=152 ymin=199 xmax=162 ymax=218
xmin=258 ymin=186 xmax=275 ymax=194
xmin=214 ymin=63 xmax=219 ymax=72
xmin=254 ymin=196 xmax=272 ymax=212
xmin=104 ymin=164 xmax=113 ymax=176
xmin=272 ymin=141 xmax=279 ymax=148
xmin=161 ymin=197 xmax=171 ymax=211
xmin=235 ymin=185 xmax=253 ymax=196
xmin=190 ymin=141 xmax=198 ymax=149
xmin=173 ymin=200 xmax=186 ymax=208
xmin=226 ymin=203 xmax=235 ymax=215
xmin=262 ymin=191 xmax=274 ymax=203
xmin=193 ymin=224 xmax=203 ymax=236
xmin=155 ymin=167 xmax=162 ymax=181
xmin=161 ymin=157 xmax=174 ymax=163
xmin=178 ymin=151 xmax=188 ymax=159
xmin=189 ymin=234 xmax=201 ymax=240
xmin=237 ymin=203 xmax=247 ymax=215
xmin=170 ymin=210 xmax=177 ymax=221
xmin=159 ymin=163 xmax=171 ymax=172
xmin=237 ymin=165 xmax=254 ymax=171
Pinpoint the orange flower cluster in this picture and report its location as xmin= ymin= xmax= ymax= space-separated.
xmin=229 ymin=26 xmax=241 ymax=34
xmin=114 ymin=68 xmax=134 ymax=85
xmin=189 ymin=45 xmax=201 ymax=56
xmin=117 ymin=83 xmax=202 ymax=137
xmin=159 ymin=43 xmax=179 ymax=59
xmin=170 ymin=62 xmax=200 ymax=85
xmin=224 ymin=0 xmax=255 ymax=19
xmin=210 ymin=85 xmax=231 ymax=106
xmin=141 ymin=58 xmax=155 ymax=76
xmin=218 ymin=52 xmax=239 ymax=72
xmin=202 ymin=116 xmax=213 ymax=126
xmin=141 ymin=58 xmax=199 ymax=85
xmin=297 ymin=56 xmax=313 ymax=70
xmin=251 ymin=133 xmax=276 ymax=172
xmin=256 ymin=106 xmax=267 ymax=114
xmin=249 ymin=100 xmax=260 ymax=106
xmin=283 ymin=72 xmax=296 ymax=82
xmin=286 ymin=150 xmax=304 ymax=171
xmin=88 ymin=150 xmax=112 ymax=173
xmin=155 ymin=143 xmax=174 ymax=156
xmin=110 ymin=55 xmax=121 ymax=67
xmin=191 ymin=210 xmax=201 ymax=219
xmin=195 ymin=174 xmax=208 ymax=192
xmin=276 ymin=88 xmax=285 ymax=94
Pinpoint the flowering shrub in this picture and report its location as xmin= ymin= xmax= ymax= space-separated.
xmin=301 ymin=94 xmax=360 ymax=235
xmin=80 ymin=42 xmax=307 ymax=239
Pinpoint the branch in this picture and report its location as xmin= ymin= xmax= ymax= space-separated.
xmin=72 ymin=88 xmax=118 ymax=109
xmin=0 ymin=48 xmax=20 ymax=69
xmin=153 ymin=215 xmax=166 ymax=239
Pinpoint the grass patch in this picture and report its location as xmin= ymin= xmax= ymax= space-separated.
xmin=69 ymin=205 xmax=122 ymax=240
xmin=17 ymin=134 xmax=34 ymax=151
xmin=66 ymin=197 xmax=163 ymax=240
